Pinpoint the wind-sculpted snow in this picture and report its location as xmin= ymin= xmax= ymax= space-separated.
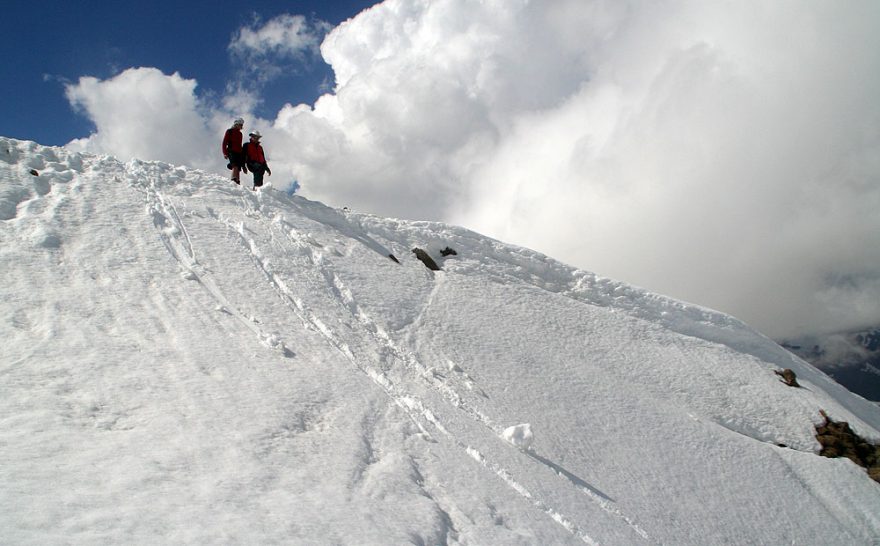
xmin=2 ymin=137 xmax=880 ymax=545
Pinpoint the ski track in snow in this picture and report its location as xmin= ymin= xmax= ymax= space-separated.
xmin=131 ymin=169 xmax=651 ymax=544
xmin=276 ymin=201 xmax=651 ymax=542
xmin=309 ymin=261 xmax=652 ymax=541
xmin=275 ymin=226 xmax=630 ymax=544
xmin=260 ymin=230 xmax=614 ymax=544
xmin=138 ymin=177 xmax=294 ymax=358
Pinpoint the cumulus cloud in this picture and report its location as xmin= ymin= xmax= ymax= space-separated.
xmin=62 ymin=0 xmax=880 ymax=339
xmin=229 ymin=14 xmax=332 ymax=84
xmin=281 ymin=0 xmax=880 ymax=338
xmin=65 ymin=68 xmax=216 ymax=167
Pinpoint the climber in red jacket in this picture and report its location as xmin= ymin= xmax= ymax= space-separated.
xmin=243 ymin=130 xmax=271 ymax=190
xmin=222 ymin=117 xmax=245 ymax=184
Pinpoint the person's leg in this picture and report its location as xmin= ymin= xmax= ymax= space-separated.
xmin=231 ymin=152 xmax=245 ymax=183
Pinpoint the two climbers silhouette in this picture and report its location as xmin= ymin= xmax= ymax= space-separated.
xmin=222 ymin=118 xmax=271 ymax=191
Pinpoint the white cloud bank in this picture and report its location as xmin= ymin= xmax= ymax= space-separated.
xmin=65 ymin=68 xmax=216 ymax=167
xmin=63 ymin=0 xmax=880 ymax=339
xmin=229 ymin=14 xmax=332 ymax=84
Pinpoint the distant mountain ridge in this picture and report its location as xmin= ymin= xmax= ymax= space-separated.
xmin=782 ymin=327 xmax=880 ymax=403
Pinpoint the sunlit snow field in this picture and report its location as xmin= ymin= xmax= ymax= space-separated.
xmin=2 ymin=137 xmax=879 ymax=544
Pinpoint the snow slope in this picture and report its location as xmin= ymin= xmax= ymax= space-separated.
xmin=2 ymin=136 xmax=879 ymax=545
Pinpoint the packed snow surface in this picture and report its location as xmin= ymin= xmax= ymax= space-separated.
xmin=2 ymin=137 xmax=880 ymax=544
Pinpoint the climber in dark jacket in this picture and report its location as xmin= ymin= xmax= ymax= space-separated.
xmin=243 ymin=130 xmax=271 ymax=190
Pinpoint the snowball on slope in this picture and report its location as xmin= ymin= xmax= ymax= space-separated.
xmin=502 ymin=423 xmax=534 ymax=451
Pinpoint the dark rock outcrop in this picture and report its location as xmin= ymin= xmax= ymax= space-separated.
xmin=774 ymin=368 xmax=801 ymax=388
xmin=412 ymin=247 xmax=441 ymax=271
xmin=815 ymin=410 xmax=880 ymax=483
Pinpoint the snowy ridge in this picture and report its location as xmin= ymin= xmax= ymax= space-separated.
xmin=2 ymin=136 xmax=880 ymax=545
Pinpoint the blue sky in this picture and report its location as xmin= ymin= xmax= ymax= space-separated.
xmin=1 ymin=0 xmax=378 ymax=146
